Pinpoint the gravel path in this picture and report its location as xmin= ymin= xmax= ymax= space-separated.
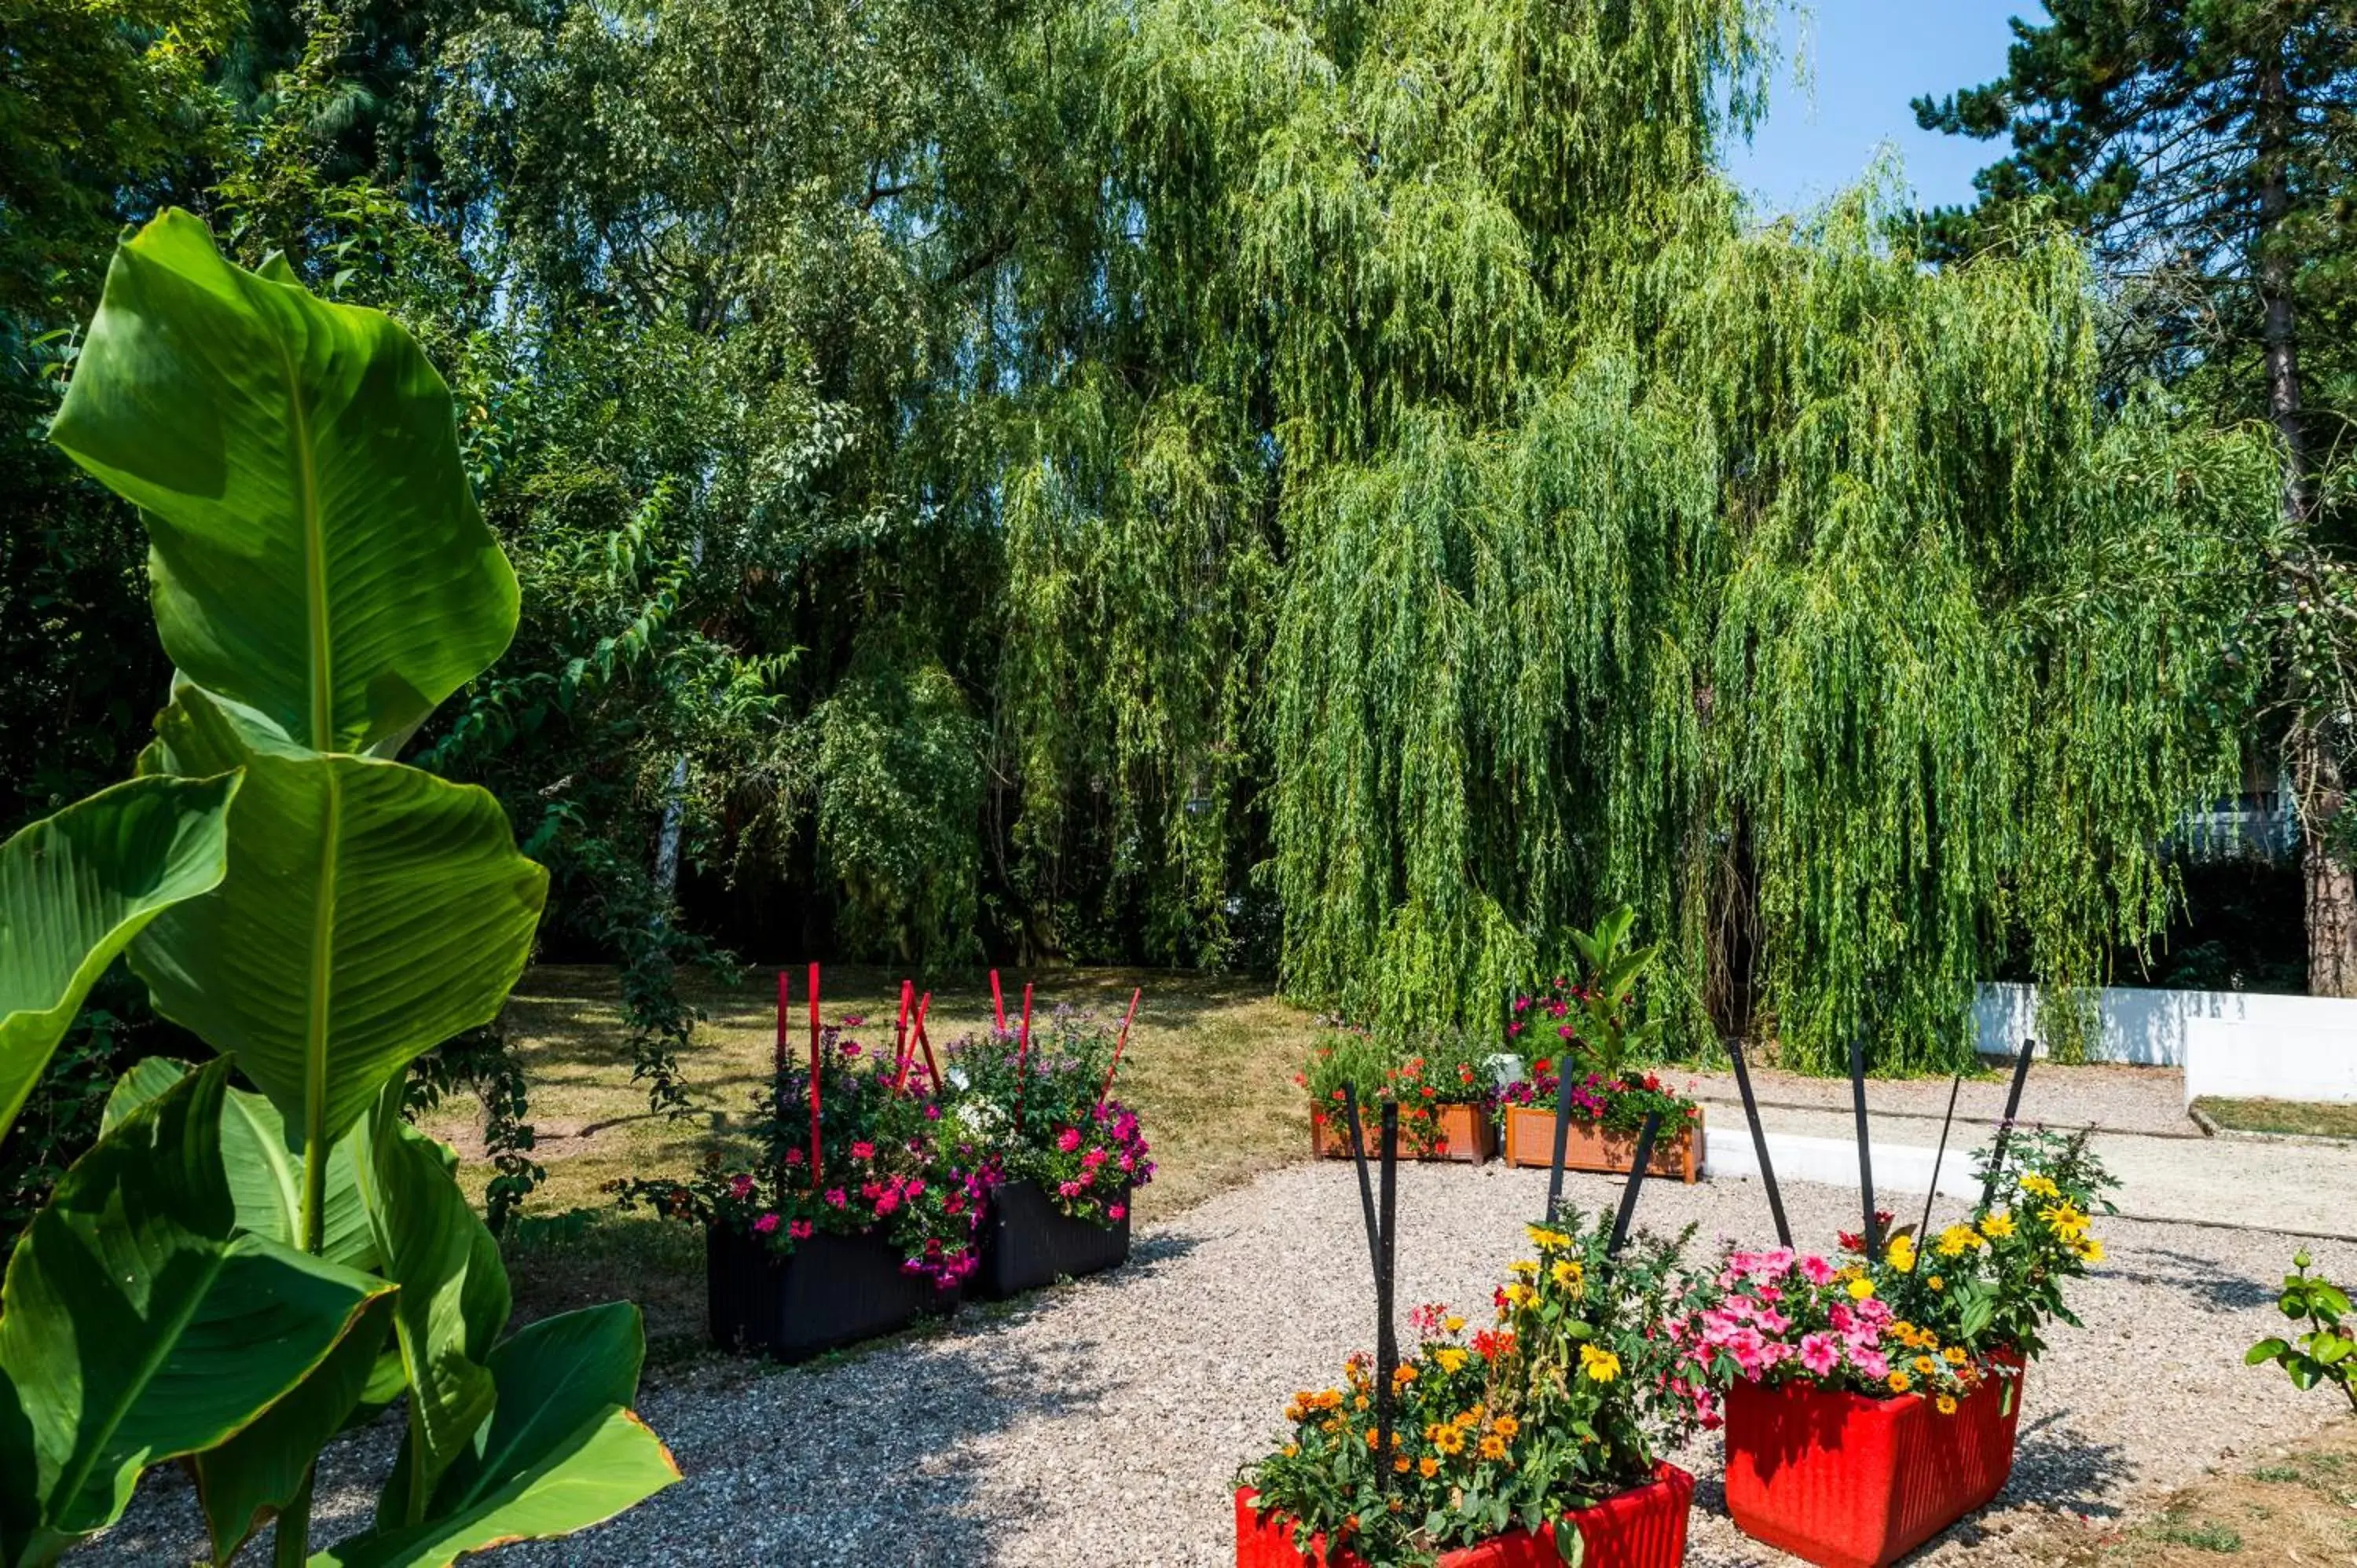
xmin=97 ymin=1159 xmax=2345 ymax=1566
xmin=1686 ymin=1062 xmax=2198 ymax=1138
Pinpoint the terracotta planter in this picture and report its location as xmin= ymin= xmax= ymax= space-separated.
xmin=1310 ymin=1103 xmax=1497 ymax=1165
xmin=974 ymin=1177 xmax=1132 ymax=1300
xmin=1499 ymin=1105 xmax=1701 ymax=1181
xmin=706 ymin=1224 xmax=958 ymax=1362
xmin=1721 ymin=1353 xmax=2027 ymax=1568
xmin=1235 ymin=1462 xmax=1694 ymax=1568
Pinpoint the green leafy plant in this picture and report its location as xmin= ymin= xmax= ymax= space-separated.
xmin=0 ymin=210 xmax=676 ymax=1566
xmin=2248 ymin=1252 xmax=2357 ymax=1412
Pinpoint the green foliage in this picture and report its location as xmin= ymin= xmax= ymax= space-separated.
xmin=0 ymin=211 xmax=676 ymax=1565
xmin=0 ymin=774 xmax=235 ymax=1139
xmin=2249 ymin=1251 xmax=2357 ymax=1412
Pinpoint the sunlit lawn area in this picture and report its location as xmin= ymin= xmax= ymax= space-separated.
xmin=427 ymin=964 xmax=1328 ymax=1354
xmin=2193 ymin=1097 xmax=2357 ymax=1142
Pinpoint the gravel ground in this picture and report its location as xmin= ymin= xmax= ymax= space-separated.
xmin=1686 ymin=1062 xmax=2199 ymax=1138
xmin=97 ymin=1158 xmax=2343 ymax=1566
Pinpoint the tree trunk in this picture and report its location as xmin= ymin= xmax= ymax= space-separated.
xmin=2256 ymin=49 xmax=2351 ymax=995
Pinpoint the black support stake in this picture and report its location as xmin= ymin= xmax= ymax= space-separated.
xmin=1373 ymin=1103 xmax=1399 ymax=1492
xmin=1849 ymin=1031 xmax=1879 ymax=1255
xmin=1607 ymin=1111 xmax=1663 ymax=1259
xmin=1727 ymin=1039 xmax=1791 ymax=1249
xmin=1544 ymin=1061 xmax=1578 ymax=1223
xmin=1981 ymin=1037 xmax=2036 ymax=1207
xmin=1917 ymin=1072 xmax=1963 ymax=1245
xmin=1341 ymin=1084 xmax=1381 ymax=1284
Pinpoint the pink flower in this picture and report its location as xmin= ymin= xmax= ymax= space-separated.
xmin=1108 ymin=1203 xmax=1127 ymax=1221
xmin=874 ymin=1192 xmax=900 ymax=1217
xmin=729 ymin=1174 xmax=755 ymax=1200
xmin=841 ymin=1042 xmax=862 ymax=1057
xmin=753 ymin=1213 xmax=780 ymax=1235
xmin=1851 ymin=1348 xmax=1890 ymax=1381
xmin=789 ymin=1219 xmax=813 ymax=1240
xmin=851 ymin=1141 xmax=876 ymax=1160
xmin=1799 ymin=1255 xmax=1836 ymax=1286
xmin=1798 ymin=1333 xmax=1840 ymax=1377
xmin=1057 ymin=1127 xmax=1083 ymax=1152
xmin=825 ymin=1188 xmax=847 ymax=1208
xmin=905 ymin=1179 xmax=926 ymax=1197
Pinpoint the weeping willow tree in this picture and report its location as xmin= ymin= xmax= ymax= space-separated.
xmin=145 ymin=0 xmax=2287 ymax=1070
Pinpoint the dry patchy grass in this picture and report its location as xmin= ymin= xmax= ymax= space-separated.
xmin=2025 ymin=1421 xmax=2357 ymax=1566
xmin=2194 ymin=1097 xmax=2357 ymax=1143
xmin=423 ymin=964 xmax=1325 ymax=1352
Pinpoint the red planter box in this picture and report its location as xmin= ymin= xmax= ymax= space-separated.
xmin=1722 ymin=1354 xmax=2026 ymax=1568
xmin=1235 ymin=1462 xmax=1693 ymax=1568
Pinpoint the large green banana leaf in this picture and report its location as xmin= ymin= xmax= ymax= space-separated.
xmin=0 ymin=773 xmax=237 ymax=1142
xmin=314 ymin=1304 xmax=680 ymax=1568
xmin=0 ymin=1061 xmax=392 ymax=1563
xmin=103 ymin=1057 xmax=377 ymax=1271
xmin=130 ymin=688 xmax=546 ymax=1150
xmin=47 ymin=209 xmax=518 ymax=757
xmin=354 ymin=1100 xmax=510 ymax=1505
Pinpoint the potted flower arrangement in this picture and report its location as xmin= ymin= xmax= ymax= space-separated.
xmin=1302 ymin=1030 xmax=1498 ymax=1165
xmin=1234 ymin=1210 xmax=1719 ymax=1567
xmin=945 ymin=984 xmax=1157 ymax=1299
xmin=1706 ymin=1127 xmax=2114 ymax=1568
xmin=618 ymin=976 xmax=984 ymax=1361
xmin=1493 ymin=910 xmax=1702 ymax=1180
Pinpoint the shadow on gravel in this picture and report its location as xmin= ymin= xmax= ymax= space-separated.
xmin=2007 ymin=1409 xmax=2135 ymax=1521
xmin=2105 ymin=1248 xmax=2276 ymax=1314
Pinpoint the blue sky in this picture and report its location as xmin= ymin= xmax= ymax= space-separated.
xmin=1723 ymin=1 xmax=2047 ymax=218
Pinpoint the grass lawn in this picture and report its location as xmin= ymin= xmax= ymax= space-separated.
xmin=424 ymin=963 xmax=1328 ymax=1355
xmin=2033 ymin=1421 xmax=2357 ymax=1565
xmin=2193 ymin=1097 xmax=2357 ymax=1141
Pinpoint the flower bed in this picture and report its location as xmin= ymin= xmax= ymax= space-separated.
xmin=1695 ymin=1128 xmax=2113 ymax=1566
xmin=1235 ymin=1212 xmax=1718 ymax=1567
xmin=1299 ymin=1031 xmax=1497 ymax=1163
xmin=945 ymin=995 xmax=1154 ymax=1299
xmin=1233 ymin=1463 xmax=1693 ymax=1568
xmin=1722 ymin=1351 xmax=2023 ymax=1568
xmin=1497 ymin=1094 xmax=1699 ymax=1180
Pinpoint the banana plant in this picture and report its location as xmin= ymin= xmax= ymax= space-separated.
xmin=0 ymin=209 xmax=680 ymax=1564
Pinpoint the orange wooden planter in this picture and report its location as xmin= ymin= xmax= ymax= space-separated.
xmin=1310 ymin=1102 xmax=1497 ymax=1165
xmin=1499 ymin=1105 xmax=1700 ymax=1181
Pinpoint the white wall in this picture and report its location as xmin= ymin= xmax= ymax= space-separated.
xmin=1974 ymin=981 xmax=2357 ymax=1105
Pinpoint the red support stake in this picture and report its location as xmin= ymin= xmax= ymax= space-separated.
xmin=893 ymin=989 xmax=931 ymax=1093
xmin=807 ymin=962 xmax=823 ymax=1181
xmin=1100 ymin=987 xmax=1142 ymax=1104
xmin=1014 ymin=983 xmax=1036 ymax=1125
xmin=991 ymin=969 xmax=1006 ymax=1035
xmin=893 ymin=979 xmax=915 ymax=1082
xmin=915 ymin=991 xmax=941 ymax=1093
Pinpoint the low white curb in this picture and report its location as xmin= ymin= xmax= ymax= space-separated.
xmin=1702 ymin=1126 xmax=1982 ymax=1202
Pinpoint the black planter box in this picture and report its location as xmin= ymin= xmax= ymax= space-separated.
xmin=975 ymin=1178 xmax=1132 ymax=1300
xmin=706 ymin=1225 xmax=958 ymax=1361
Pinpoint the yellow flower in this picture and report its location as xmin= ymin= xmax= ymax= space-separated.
xmin=1914 ymin=1355 xmax=1938 ymax=1375
xmin=1393 ymin=1364 xmax=1417 ymax=1385
xmin=1526 ymin=1225 xmax=1573 ymax=1252
xmin=1580 ymin=1344 xmax=1622 ymax=1383
xmin=1928 ymin=1275 xmax=1945 ymax=1291
xmin=1887 ymin=1370 xmax=1912 ymax=1394
xmin=1354 ymin=1394 xmax=1369 ymax=1411
xmin=1283 ymin=1443 xmax=1299 ymax=1457
xmin=1846 ymin=1277 xmax=1876 ymax=1301
xmin=1937 ymin=1225 xmax=1982 ymax=1258
xmin=1980 ymin=1210 xmax=2016 ymax=1241
xmin=1504 ymin=1282 xmax=1538 ymax=1309
xmin=1491 ymin=1415 xmax=1520 ymax=1440
xmin=1393 ymin=1455 xmax=1411 ymax=1473
xmin=1419 ymin=1456 xmax=1440 ymax=1478
xmin=2039 ymin=1203 xmax=2088 ymax=1240
xmin=1478 ymin=1434 xmax=1509 ymax=1461
xmin=1365 ymin=1429 xmax=1381 ymax=1449
xmin=1434 ymin=1347 xmax=1468 ymax=1375
xmin=1509 ymin=1259 xmax=1539 ymax=1278
xmin=1944 ymin=1346 xmax=1966 ymax=1365
xmin=1432 ymin=1425 xmax=1466 ymax=1456
xmin=1886 ymin=1235 xmax=1917 ymax=1273
xmin=2077 ymin=1236 xmax=2106 ymax=1264
xmin=1936 ymin=1394 xmax=1959 ymax=1415
xmin=1551 ymin=1258 xmax=1584 ymax=1291
xmin=1444 ymin=1315 xmax=1464 ymax=1334
xmin=2021 ymin=1173 xmax=2058 ymax=1200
